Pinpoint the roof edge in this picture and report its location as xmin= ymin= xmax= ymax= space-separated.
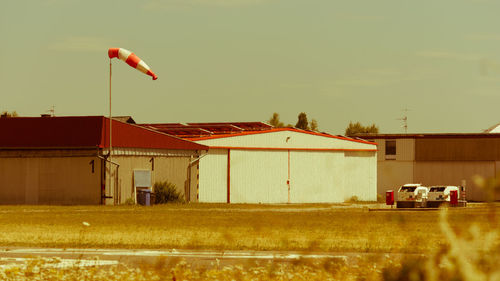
xmin=189 ymin=128 xmax=376 ymax=145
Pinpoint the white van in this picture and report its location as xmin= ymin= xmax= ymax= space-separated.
xmin=427 ymin=186 xmax=459 ymax=207
xmin=397 ymin=184 xmax=429 ymax=208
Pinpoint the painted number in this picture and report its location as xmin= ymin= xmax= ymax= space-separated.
xmin=89 ymin=160 xmax=95 ymax=173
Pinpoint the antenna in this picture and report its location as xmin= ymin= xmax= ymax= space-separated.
xmin=397 ymin=108 xmax=410 ymax=133
xmin=47 ymin=105 xmax=55 ymax=117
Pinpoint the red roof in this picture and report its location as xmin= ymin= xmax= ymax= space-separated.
xmin=0 ymin=116 xmax=207 ymax=150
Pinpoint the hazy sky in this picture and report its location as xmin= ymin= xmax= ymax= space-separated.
xmin=2 ymin=0 xmax=500 ymax=134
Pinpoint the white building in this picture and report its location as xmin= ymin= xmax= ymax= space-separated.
xmin=190 ymin=128 xmax=377 ymax=203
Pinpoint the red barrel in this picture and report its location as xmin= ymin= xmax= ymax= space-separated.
xmin=450 ymin=190 xmax=458 ymax=205
xmin=386 ymin=190 xmax=394 ymax=205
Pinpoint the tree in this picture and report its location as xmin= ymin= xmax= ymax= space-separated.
xmin=345 ymin=121 xmax=379 ymax=136
xmin=295 ymin=112 xmax=309 ymax=130
xmin=309 ymin=119 xmax=318 ymax=132
xmin=1 ymin=111 xmax=18 ymax=117
xmin=267 ymin=112 xmax=318 ymax=130
xmin=267 ymin=112 xmax=285 ymax=128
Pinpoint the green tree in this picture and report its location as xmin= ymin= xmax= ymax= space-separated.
xmin=267 ymin=112 xmax=285 ymax=128
xmin=1 ymin=111 xmax=18 ymax=117
xmin=309 ymin=119 xmax=318 ymax=131
xmin=345 ymin=121 xmax=379 ymax=136
xmin=295 ymin=112 xmax=309 ymax=130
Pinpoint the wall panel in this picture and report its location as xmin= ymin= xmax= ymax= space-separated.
xmin=290 ymin=151 xmax=343 ymax=203
xmin=343 ymin=151 xmax=377 ymax=201
xmin=414 ymin=161 xmax=494 ymax=201
xmin=230 ymin=150 xmax=288 ymax=203
xmin=198 ymin=149 xmax=228 ymax=203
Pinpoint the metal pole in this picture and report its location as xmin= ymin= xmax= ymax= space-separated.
xmin=108 ymin=59 xmax=113 ymax=204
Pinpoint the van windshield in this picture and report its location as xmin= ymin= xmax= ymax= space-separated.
xmin=429 ymin=187 xmax=446 ymax=192
xmin=400 ymin=186 xmax=416 ymax=192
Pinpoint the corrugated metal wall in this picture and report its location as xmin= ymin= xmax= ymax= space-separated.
xmin=396 ymin=139 xmax=415 ymax=161
xmin=0 ymin=156 xmax=101 ymax=204
xmin=198 ymin=148 xmax=377 ymax=203
xmin=112 ymin=155 xmax=192 ymax=204
xmin=198 ymin=149 xmax=228 ymax=203
xmin=343 ymin=151 xmax=377 ymax=201
xmin=414 ymin=161 xmax=496 ymax=201
xmin=230 ymin=150 xmax=288 ymax=203
xmin=415 ymin=138 xmax=500 ymax=161
xmin=290 ymin=151 xmax=344 ymax=203
xmin=195 ymin=131 xmax=378 ymax=204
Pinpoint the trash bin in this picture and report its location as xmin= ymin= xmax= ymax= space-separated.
xmin=450 ymin=190 xmax=458 ymax=206
xmin=386 ymin=190 xmax=394 ymax=206
xmin=137 ymin=189 xmax=151 ymax=206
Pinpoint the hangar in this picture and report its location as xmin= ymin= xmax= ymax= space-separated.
xmin=0 ymin=116 xmax=207 ymax=205
xmin=141 ymin=123 xmax=378 ymax=203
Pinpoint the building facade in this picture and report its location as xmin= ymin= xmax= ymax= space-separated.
xmin=189 ymin=129 xmax=377 ymax=203
xmin=362 ymin=134 xmax=500 ymax=201
xmin=0 ymin=116 xmax=207 ymax=205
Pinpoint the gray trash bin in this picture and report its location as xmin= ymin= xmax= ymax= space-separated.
xmin=137 ymin=189 xmax=151 ymax=206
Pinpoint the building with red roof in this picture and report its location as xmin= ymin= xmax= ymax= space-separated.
xmin=140 ymin=122 xmax=378 ymax=203
xmin=0 ymin=116 xmax=207 ymax=205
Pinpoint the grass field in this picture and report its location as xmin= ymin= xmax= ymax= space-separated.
xmin=0 ymin=203 xmax=499 ymax=280
xmin=0 ymin=203 xmax=498 ymax=253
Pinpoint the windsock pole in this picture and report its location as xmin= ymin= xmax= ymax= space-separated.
xmin=108 ymin=59 xmax=113 ymax=203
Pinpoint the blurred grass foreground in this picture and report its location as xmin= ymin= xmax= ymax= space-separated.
xmin=0 ymin=182 xmax=499 ymax=280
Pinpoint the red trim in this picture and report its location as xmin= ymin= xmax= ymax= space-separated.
xmin=147 ymin=70 xmax=158 ymax=80
xmin=189 ymin=128 xmax=376 ymax=145
xmin=126 ymin=53 xmax=140 ymax=68
xmin=227 ymin=149 xmax=231 ymax=204
xmin=208 ymin=146 xmax=377 ymax=152
xmin=108 ymin=48 xmax=119 ymax=59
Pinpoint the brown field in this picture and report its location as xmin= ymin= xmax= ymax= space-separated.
xmin=0 ymin=203 xmax=498 ymax=253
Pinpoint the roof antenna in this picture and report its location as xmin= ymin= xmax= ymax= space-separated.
xmin=47 ymin=105 xmax=55 ymax=117
xmin=397 ymin=108 xmax=410 ymax=134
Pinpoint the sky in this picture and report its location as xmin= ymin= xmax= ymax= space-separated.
xmin=1 ymin=0 xmax=500 ymax=134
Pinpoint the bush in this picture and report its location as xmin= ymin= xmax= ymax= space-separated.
xmin=153 ymin=181 xmax=184 ymax=204
xmin=123 ymin=198 xmax=135 ymax=205
xmin=346 ymin=196 xmax=359 ymax=203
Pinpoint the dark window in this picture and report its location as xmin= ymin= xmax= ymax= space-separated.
xmin=400 ymin=186 xmax=416 ymax=192
xmin=385 ymin=140 xmax=396 ymax=159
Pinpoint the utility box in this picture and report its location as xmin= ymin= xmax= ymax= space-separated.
xmin=450 ymin=190 xmax=458 ymax=206
xmin=386 ymin=190 xmax=394 ymax=206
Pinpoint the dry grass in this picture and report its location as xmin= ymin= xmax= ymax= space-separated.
xmin=0 ymin=203 xmax=498 ymax=253
xmin=0 ymin=203 xmax=499 ymax=280
xmin=0 ymin=256 xmax=385 ymax=281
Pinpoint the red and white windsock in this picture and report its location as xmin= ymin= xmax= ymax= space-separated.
xmin=108 ymin=48 xmax=158 ymax=80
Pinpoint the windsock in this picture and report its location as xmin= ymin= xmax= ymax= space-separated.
xmin=108 ymin=48 xmax=158 ymax=80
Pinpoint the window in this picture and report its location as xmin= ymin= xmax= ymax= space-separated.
xmin=385 ymin=140 xmax=396 ymax=160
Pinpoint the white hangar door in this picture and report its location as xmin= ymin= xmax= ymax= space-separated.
xmin=290 ymin=151 xmax=344 ymax=203
xmin=229 ymin=150 xmax=288 ymax=203
xmin=343 ymin=151 xmax=377 ymax=201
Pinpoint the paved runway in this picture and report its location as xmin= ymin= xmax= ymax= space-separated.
xmin=0 ymin=247 xmax=351 ymax=269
